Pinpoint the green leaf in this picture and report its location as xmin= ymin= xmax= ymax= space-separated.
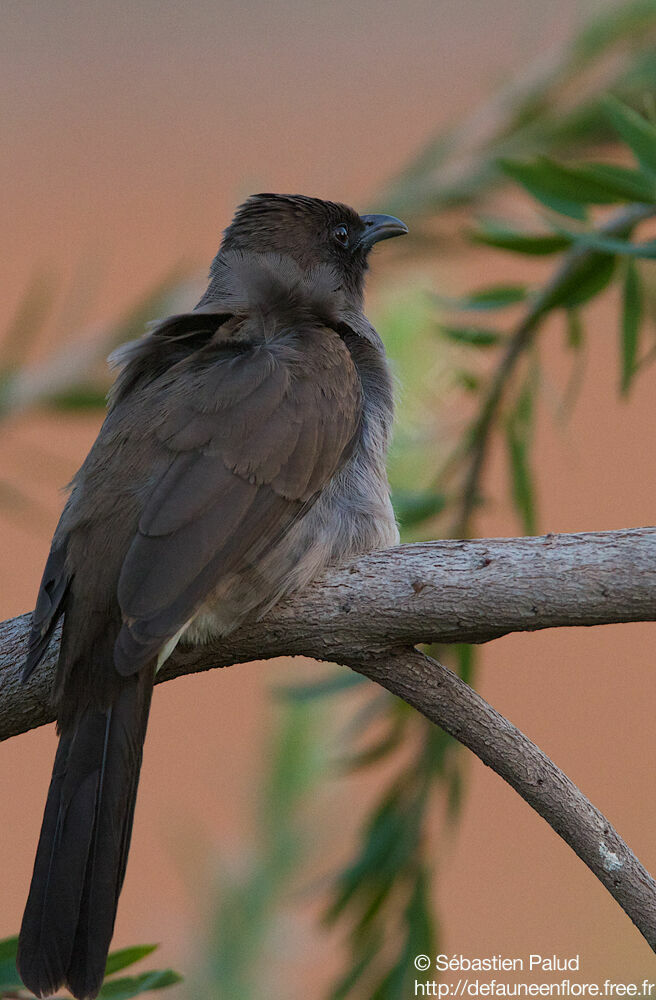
xmin=573 ymin=0 xmax=656 ymax=62
xmin=439 ymin=325 xmax=502 ymax=347
xmin=499 ymin=159 xmax=589 ymax=219
xmin=603 ymin=95 xmax=656 ymax=177
xmin=469 ymin=221 xmax=571 ymax=255
xmin=275 ymin=670 xmax=366 ymax=702
xmin=48 ymin=384 xmax=108 ymax=410
xmin=506 ymin=429 xmax=537 ymax=535
xmin=539 ymin=252 xmax=616 ymax=311
xmin=105 ymin=945 xmax=159 ymax=978
xmin=505 ymin=381 xmax=538 ymax=535
xmin=338 ymin=717 xmax=407 ymax=773
xmin=566 ymin=309 xmax=584 ymax=349
xmin=561 ymin=311 xmax=588 ymax=420
xmin=454 ymin=370 xmax=481 ymax=393
xmin=575 ymin=161 xmax=656 ymax=202
xmin=370 ymin=956 xmax=407 ymax=999
xmin=436 ymin=284 xmax=528 ymax=311
xmin=392 ymin=489 xmax=446 ymax=527
xmin=0 ymin=935 xmax=21 ymax=991
xmin=454 ymin=643 xmax=475 ymax=685
xmin=325 ymin=786 xmax=418 ymax=925
xmin=98 ymin=968 xmax=182 ymax=999
xmin=501 ymin=157 xmax=656 ymax=215
xmin=405 ymin=867 xmax=437 ymax=964
xmin=550 ymin=228 xmax=656 ymax=259
xmin=621 ymin=259 xmax=643 ymax=395
xmin=328 ymin=936 xmax=381 ymax=1000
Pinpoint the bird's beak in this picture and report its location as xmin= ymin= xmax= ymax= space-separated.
xmin=358 ymin=213 xmax=409 ymax=249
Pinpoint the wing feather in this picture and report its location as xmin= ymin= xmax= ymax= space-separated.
xmin=114 ymin=321 xmax=361 ymax=675
xmin=22 ymin=534 xmax=71 ymax=681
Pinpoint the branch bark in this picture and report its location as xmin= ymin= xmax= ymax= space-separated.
xmin=2 ymin=527 xmax=656 ymax=947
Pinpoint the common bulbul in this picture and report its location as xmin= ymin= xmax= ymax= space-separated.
xmin=17 ymin=193 xmax=407 ymax=999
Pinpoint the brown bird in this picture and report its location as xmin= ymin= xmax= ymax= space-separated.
xmin=17 ymin=193 xmax=407 ymax=1000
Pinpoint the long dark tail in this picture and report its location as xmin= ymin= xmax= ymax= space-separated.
xmin=17 ymin=668 xmax=154 ymax=1000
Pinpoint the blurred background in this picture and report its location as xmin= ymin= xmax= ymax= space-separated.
xmin=2 ymin=0 xmax=656 ymax=996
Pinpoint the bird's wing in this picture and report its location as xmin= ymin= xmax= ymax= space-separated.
xmin=21 ymin=307 xmax=235 ymax=684
xmin=22 ymin=535 xmax=71 ymax=681
xmin=114 ymin=322 xmax=361 ymax=674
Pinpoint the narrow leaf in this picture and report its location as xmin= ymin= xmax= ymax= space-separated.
xmin=551 ymin=228 xmax=656 ymax=260
xmin=436 ymin=284 xmax=528 ymax=311
xmin=105 ymin=945 xmax=159 ymax=978
xmin=371 ymin=956 xmax=407 ymax=999
xmin=561 ymin=312 xmax=588 ymax=419
xmin=406 ymin=867 xmax=437 ymax=960
xmin=454 ymin=643 xmax=475 ymax=685
xmin=439 ymin=325 xmax=502 ymax=347
xmin=500 ymin=159 xmax=589 ymax=219
xmin=603 ymin=95 xmax=656 ymax=177
xmin=48 ymin=384 xmax=108 ymax=410
xmin=0 ymin=935 xmax=21 ymax=991
xmin=621 ymin=259 xmax=643 ymax=394
xmin=470 ymin=221 xmax=571 ymax=255
xmin=392 ymin=489 xmax=446 ymax=527
xmin=573 ymin=0 xmax=656 ymax=62
xmin=501 ymin=156 xmax=656 ymax=210
xmin=576 ymin=161 xmax=656 ymax=202
xmin=505 ymin=381 xmax=538 ymax=535
xmin=328 ymin=937 xmax=380 ymax=1000
xmin=538 ymin=252 xmax=616 ymax=311
xmin=454 ymin=370 xmax=481 ymax=393
xmin=566 ymin=309 xmax=584 ymax=349
xmin=338 ymin=718 xmax=406 ymax=773
xmin=325 ymin=787 xmax=414 ymax=924
xmin=506 ymin=428 xmax=537 ymax=535
xmin=276 ymin=670 xmax=366 ymax=702
xmin=98 ymin=968 xmax=182 ymax=999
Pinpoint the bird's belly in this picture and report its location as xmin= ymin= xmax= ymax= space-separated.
xmin=183 ymin=459 xmax=397 ymax=648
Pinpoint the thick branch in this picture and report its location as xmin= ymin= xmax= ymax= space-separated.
xmin=355 ymin=647 xmax=656 ymax=951
xmin=2 ymin=527 xmax=656 ymax=948
xmin=2 ymin=527 xmax=655 ymax=742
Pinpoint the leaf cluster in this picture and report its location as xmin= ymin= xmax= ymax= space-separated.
xmin=0 ymin=938 xmax=180 ymax=999
xmin=381 ymin=0 xmax=656 ymax=220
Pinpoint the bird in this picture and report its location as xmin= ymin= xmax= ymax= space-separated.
xmin=16 ymin=193 xmax=407 ymax=1000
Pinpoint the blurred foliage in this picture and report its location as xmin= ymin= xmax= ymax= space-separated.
xmin=189 ymin=700 xmax=331 ymax=999
xmin=0 ymin=264 xmax=192 ymax=419
xmin=315 ymin=11 xmax=656 ymax=994
xmin=0 ymin=265 xmax=194 ymax=516
xmin=4 ymin=3 xmax=656 ymax=998
xmin=381 ymin=0 xmax=656 ymax=221
xmin=0 ymin=937 xmax=181 ymax=999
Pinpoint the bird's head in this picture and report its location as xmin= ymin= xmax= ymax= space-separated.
xmin=212 ymin=193 xmax=407 ymax=309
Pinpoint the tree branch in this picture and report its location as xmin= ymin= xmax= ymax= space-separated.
xmin=356 ymin=646 xmax=656 ymax=952
xmin=2 ymin=527 xmax=656 ymax=948
xmin=2 ymin=527 xmax=655 ymax=741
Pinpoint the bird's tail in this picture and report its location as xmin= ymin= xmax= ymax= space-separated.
xmin=17 ymin=668 xmax=154 ymax=1000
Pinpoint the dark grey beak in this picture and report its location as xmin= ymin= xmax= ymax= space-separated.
xmin=358 ymin=213 xmax=408 ymax=249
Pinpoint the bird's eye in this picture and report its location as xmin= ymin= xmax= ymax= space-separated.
xmin=333 ymin=224 xmax=349 ymax=247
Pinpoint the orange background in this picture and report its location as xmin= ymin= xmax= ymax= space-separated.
xmin=2 ymin=1 xmax=656 ymax=996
